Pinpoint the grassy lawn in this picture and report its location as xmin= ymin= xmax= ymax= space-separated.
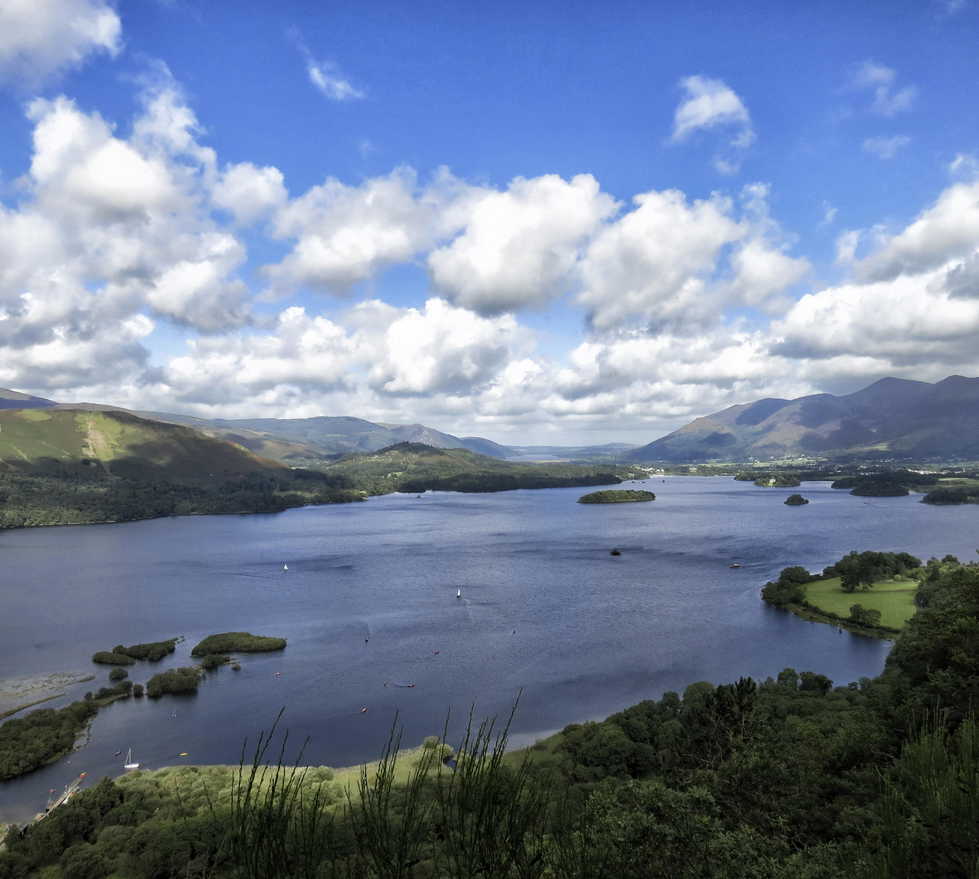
xmin=804 ymin=576 xmax=918 ymax=630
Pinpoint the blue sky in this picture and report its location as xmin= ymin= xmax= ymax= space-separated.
xmin=1 ymin=0 xmax=979 ymax=444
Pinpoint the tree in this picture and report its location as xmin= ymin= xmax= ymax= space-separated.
xmin=849 ymin=604 xmax=881 ymax=628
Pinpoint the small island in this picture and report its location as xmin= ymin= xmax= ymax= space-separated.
xmin=784 ymin=494 xmax=809 ymax=506
xmin=191 ymin=632 xmax=287 ymax=656
xmin=578 ymin=489 xmax=656 ymax=504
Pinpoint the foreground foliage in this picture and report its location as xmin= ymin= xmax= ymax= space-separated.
xmin=3 ymin=557 xmax=978 ymax=878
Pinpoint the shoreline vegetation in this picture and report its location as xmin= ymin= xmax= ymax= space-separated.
xmin=0 ymin=633 xmax=285 ymax=780
xmin=2 ymin=553 xmax=978 ymax=877
xmin=761 ymin=550 xmax=923 ymax=638
xmin=0 ymin=441 xmax=642 ymax=532
xmin=577 ymin=489 xmax=656 ymax=504
xmin=0 ymin=673 xmax=95 ymax=721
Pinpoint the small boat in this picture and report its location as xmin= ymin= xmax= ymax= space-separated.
xmin=360 ymin=706 xmax=368 ymax=713
xmin=729 ymin=563 xmax=742 ymax=569
xmin=282 ymin=564 xmax=289 ymax=571
xmin=123 ymin=748 xmax=139 ymax=771
xmin=456 ymin=588 xmax=462 ymax=599
xmin=610 ymin=548 xmax=621 ymax=556
xmin=177 ymin=752 xmax=189 ymax=757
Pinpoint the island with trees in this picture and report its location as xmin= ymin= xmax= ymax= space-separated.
xmin=577 ymin=490 xmax=656 ymax=504
xmin=191 ymin=632 xmax=287 ymax=656
xmin=784 ymin=494 xmax=809 ymax=506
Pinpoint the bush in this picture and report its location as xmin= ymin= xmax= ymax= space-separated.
xmin=132 ymin=683 xmax=144 ymax=698
xmin=108 ymin=667 xmax=128 ymax=682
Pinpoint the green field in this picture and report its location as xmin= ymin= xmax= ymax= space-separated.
xmin=804 ymin=576 xmax=918 ymax=630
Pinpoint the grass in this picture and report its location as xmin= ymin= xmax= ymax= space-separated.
xmin=804 ymin=575 xmax=918 ymax=630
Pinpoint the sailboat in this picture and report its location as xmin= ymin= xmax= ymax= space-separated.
xmin=282 ymin=563 xmax=289 ymax=571
xmin=456 ymin=588 xmax=461 ymax=599
xmin=123 ymin=748 xmax=140 ymax=771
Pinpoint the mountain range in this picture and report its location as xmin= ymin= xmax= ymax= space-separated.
xmin=628 ymin=375 xmax=979 ymax=462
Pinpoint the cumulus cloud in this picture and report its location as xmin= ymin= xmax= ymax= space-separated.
xmin=578 ymin=189 xmax=742 ymax=330
xmin=0 ymin=0 xmax=120 ymax=86
xmin=428 ymin=174 xmax=617 ymax=314
xmin=671 ymin=75 xmax=755 ymax=173
xmin=0 ymin=75 xmax=259 ymax=400
xmin=367 ymin=298 xmax=529 ymax=395
xmin=265 ymin=167 xmax=479 ymax=293
xmin=852 ymin=61 xmax=917 ymax=116
xmin=856 ymin=180 xmax=979 ymax=281
xmin=863 ymin=135 xmax=910 ymax=159
xmin=213 ymin=162 xmax=288 ymax=225
xmin=151 ymin=297 xmax=529 ymax=413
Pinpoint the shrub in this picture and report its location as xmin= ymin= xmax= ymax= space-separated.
xmin=108 ymin=668 xmax=128 ymax=682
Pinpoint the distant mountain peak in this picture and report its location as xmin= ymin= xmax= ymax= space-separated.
xmin=628 ymin=375 xmax=979 ymax=463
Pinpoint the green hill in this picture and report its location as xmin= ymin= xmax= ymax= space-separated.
xmin=323 ymin=442 xmax=634 ymax=494
xmin=0 ymin=409 xmax=280 ymax=479
xmin=0 ymin=410 xmax=361 ymax=529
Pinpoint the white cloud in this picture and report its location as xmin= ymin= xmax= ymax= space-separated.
xmin=578 ymin=188 xmax=741 ymax=330
xmin=265 ymin=167 xmax=478 ymax=292
xmin=862 ymin=135 xmax=910 ymax=159
xmin=856 ymin=181 xmax=979 ymax=281
xmin=0 ymin=0 xmax=120 ymax=86
xmin=428 ymin=174 xmax=617 ymax=314
xmin=821 ymin=202 xmax=838 ymax=226
xmin=852 ymin=61 xmax=917 ymax=116
xmin=289 ymin=30 xmax=365 ymax=102
xmin=671 ymin=75 xmax=755 ymax=173
xmin=367 ymin=298 xmax=530 ymax=395
xmin=772 ymin=267 xmax=979 ymax=368
xmin=671 ymin=75 xmax=753 ymax=143
xmin=213 ymin=162 xmax=288 ymax=225
xmin=835 ymin=229 xmax=862 ymax=265
xmin=949 ymin=153 xmax=979 ymax=180
xmin=307 ymin=60 xmax=365 ymax=101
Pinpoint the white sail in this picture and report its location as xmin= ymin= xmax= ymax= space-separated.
xmin=124 ymin=747 xmax=140 ymax=770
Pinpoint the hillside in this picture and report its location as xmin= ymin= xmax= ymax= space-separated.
xmin=628 ymin=375 xmax=979 ymax=463
xmin=0 ymin=388 xmax=56 ymax=410
xmin=322 ymin=442 xmax=634 ymax=494
xmin=140 ymin=413 xmax=517 ymax=461
xmin=0 ymin=409 xmax=280 ymax=479
xmin=0 ymin=409 xmax=361 ymax=529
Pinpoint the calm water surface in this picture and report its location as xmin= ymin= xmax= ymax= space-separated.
xmin=1 ymin=476 xmax=977 ymax=820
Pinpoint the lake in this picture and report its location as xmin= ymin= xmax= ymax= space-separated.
xmin=1 ymin=476 xmax=976 ymax=821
